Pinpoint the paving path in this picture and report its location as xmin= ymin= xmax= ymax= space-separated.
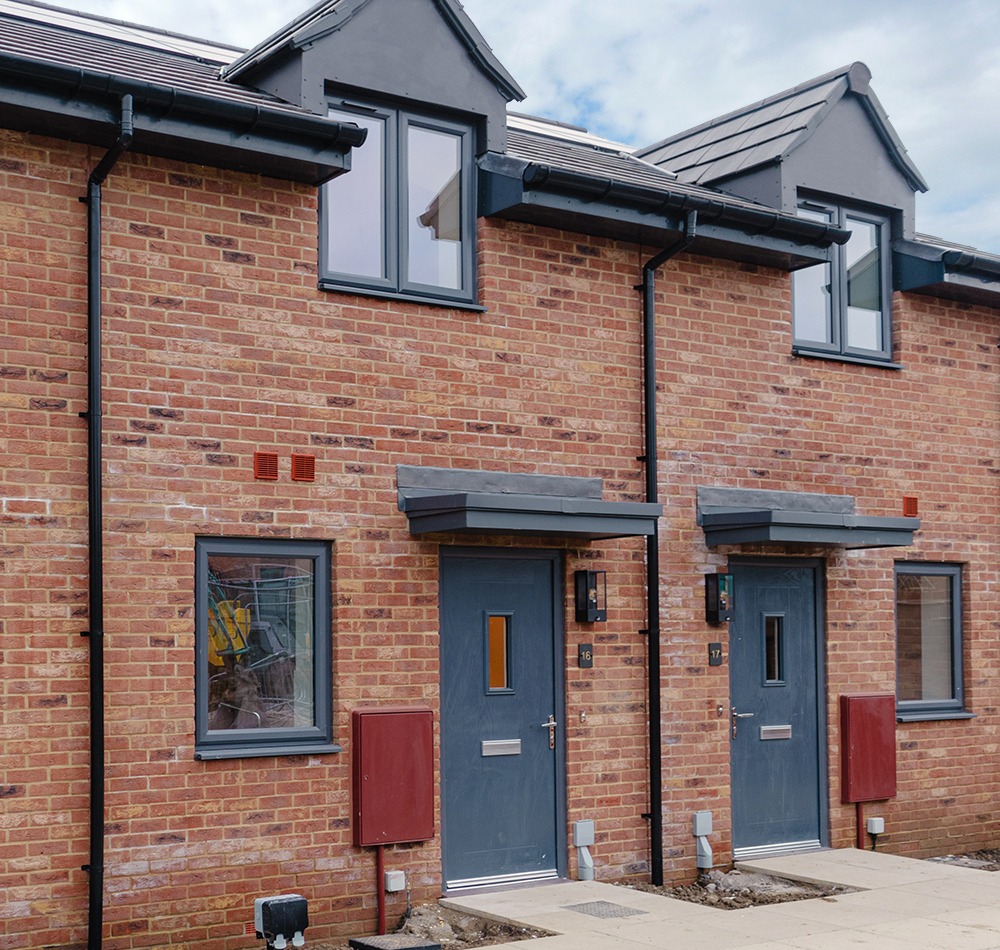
xmin=443 ymin=849 xmax=1000 ymax=949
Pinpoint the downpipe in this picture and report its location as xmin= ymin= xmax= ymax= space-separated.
xmin=639 ymin=210 xmax=697 ymax=886
xmin=82 ymin=94 xmax=133 ymax=950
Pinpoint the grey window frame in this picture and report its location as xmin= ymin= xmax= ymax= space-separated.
xmin=320 ymin=100 xmax=477 ymax=307
xmin=895 ymin=561 xmax=969 ymax=721
xmin=793 ymin=201 xmax=893 ymax=365
xmin=194 ymin=536 xmax=338 ymax=759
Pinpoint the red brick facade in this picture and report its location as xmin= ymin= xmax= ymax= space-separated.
xmin=1 ymin=77 xmax=999 ymax=950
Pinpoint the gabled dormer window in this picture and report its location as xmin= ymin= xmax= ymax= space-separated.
xmin=793 ymin=202 xmax=892 ymax=364
xmin=320 ymin=101 xmax=476 ymax=306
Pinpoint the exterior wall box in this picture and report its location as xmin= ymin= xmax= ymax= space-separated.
xmin=840 ymin=694 xmax=897 ymax=803
xmin=352 ymin=707 xmax=434 ymax=846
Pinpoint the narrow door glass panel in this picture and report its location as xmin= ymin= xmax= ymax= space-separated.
xmin=793 ymin=208 xmax=834 ymax=344
xmin=764 ymin=615 xmax=784 ymax=684
xmin=487 ymin=614 xmax=510 ymax=691
xmin=897 ymin=572 xmax=953 ymax=701
xmin=325 ymin=111 xmax=386 ymax=279
xmin=205 ymin=553 xmax=316 ymax=730
xmin=845 ymin=216 xmax=882 ymax=351
xmin=407 ymin=125 xmax=462 ymax=289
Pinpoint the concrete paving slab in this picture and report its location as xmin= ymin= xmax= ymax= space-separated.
xmin=867 ymin=915 xmax=1000 ymax=950
xmin=442 ymin=851 xmax=1000 ymax=950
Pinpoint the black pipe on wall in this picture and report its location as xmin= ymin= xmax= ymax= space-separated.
xmin=639 ymin=210 xmax=697 ymax=886
xmin=83 ymin=94 xmax=133 ymax=950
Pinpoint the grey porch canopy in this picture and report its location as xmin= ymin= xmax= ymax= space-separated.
xmin=697 ymin=487 xmax=919 ymax=549
xmin=398 ymin=465 xmax=661 ymax=540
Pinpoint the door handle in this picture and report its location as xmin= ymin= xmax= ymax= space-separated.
xmin=541 ymin=714 xmax=557 ymax=750
xmin=731 ymin=706 xmax=754 ymax=739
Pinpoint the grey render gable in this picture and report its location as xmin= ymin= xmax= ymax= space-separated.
xmin=636 ymin=62 xmax=927 ymax=239
xmin=220 ymin=0 xmax=525 ymax=153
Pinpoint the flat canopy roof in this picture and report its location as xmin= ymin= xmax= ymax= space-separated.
xmin=398 ymin=465 xmax=661 ymax=540
xmin=697 ymin=487 xmax=919 ymax=549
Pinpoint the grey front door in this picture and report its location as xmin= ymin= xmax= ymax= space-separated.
xmin=439 ymin=549 xmax=565 ymax=889
xmin=729 ymin=560 xmax=825 ymax=858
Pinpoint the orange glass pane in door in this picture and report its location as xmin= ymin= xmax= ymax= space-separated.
xmin=488 ymin=615 xmax=509 ymax=691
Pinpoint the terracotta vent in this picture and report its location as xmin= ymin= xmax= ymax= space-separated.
xmin=253 ymin=451 xmax=279 ymax=480
xmin=902 ymin=495 xmax=919 ymax=517
xmin=291 ymin=453 xmax=316 ymax=482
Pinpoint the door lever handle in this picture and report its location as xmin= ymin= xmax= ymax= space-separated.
xmin=542 ymin=714 xmax=557 ymax=750
xmin=731 ymin=707 xmax=754 ymax=739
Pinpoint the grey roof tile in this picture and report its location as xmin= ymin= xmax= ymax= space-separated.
xmin=0 ymin=2 xmax=314 ymax=117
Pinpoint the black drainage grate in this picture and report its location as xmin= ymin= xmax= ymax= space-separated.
xmin=349 ymin=936 xmax=442 ymax=950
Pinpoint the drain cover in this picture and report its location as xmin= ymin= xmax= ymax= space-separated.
xmin=348 ymin=936 xmax=441 ymax=950
xmin=565 ymin=900 xmax=647 ymax=919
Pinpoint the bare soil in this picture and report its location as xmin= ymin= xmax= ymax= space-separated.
xmin=627 ymin=867 xmax=850 ymax=910
xmin=927 ymin=847 xmax=1000 ymax=871
xmin=309 ymin=903 xmax=551 ymax=950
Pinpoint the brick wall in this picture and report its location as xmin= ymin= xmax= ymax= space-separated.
xmin=1 ymin=128 xmax=998 ymax=947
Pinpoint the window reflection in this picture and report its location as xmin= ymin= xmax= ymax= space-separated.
xmin=897 ymin=572 xmax=954 ymax=702
xmin=206 ymin=554 xmax=316 ymax=731
xmin=408 ymin=125 xmax=462 ymax=289
xmin=326 ymin=111 xmax=386 ymax=280
xmin=793 ymin=208 xmax=833 ymax=345
xmin=845 ymin=216 xmax=882 ymax=351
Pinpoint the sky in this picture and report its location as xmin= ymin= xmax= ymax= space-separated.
xmin=56 ymin=0 xmax=1000 ymax=254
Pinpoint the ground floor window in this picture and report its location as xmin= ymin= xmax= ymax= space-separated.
xmin=194 ymin=537 xmax=335 ymax=758
xmin=895 ymin=562 xmax=964 ymax=720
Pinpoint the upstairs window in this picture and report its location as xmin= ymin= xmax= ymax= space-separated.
xmin=793 ymin=203 xmax=892 ymax=363
xmin=321 ymin=102 xmax=476 ymax=305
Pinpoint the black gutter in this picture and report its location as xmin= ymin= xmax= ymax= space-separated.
xmin=639 ymin=210 xmax=698 ymax=886
xmin=0 ymin=50 xmax=367 ymax=152
xmin=522 ymin=163 xmax=849 ymax=247
xmin=83 ymin=94 xmax=134 ymax=950
xmin=941 ymin=249 xmax=1000 ymax=279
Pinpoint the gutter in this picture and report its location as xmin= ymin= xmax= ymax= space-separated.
xmin=82 ymin=94 xmax=134 ymax=950
xmin=0 ymin=49 xmax=366 ymax=155
xmin=639 ymin=210 xmax=698 ymax=886
xmin=522 ymin=163 xmax=848 ymax=247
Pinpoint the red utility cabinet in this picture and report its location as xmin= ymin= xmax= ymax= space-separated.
xmin=840 ymin=693 xmax=897 ymax=803
xmin=352 ymin=707 xmax=435 ymax=847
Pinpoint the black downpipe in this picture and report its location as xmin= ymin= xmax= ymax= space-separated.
xmin=84 ymin=94 xmax=133 ymax=950
xmin=640 ymin=210 xmax=697 ymax=886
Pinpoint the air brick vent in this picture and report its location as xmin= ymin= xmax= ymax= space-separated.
xmin=291 ymin=453 xmax=316 ymax=482
xmin=253 ymin=451 xmax=279 ymax=480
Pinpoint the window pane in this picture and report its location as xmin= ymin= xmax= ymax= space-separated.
xmin=206 ymin=553 xmax=316 ymax=731
xmin=896 ymin=572 xmax=954 ymax=702
xmin=487 ymin=615 xmax=509 ymax=691
xmin=407 ymin=125 xmax=462 ymax=289
xmin=325 ymin=111 xmax=385 ymax=279
xmin=845 ymin=217 xmax=882 ymax=351
xmin=793 ymin=262 xmax=833 ymax=343
xmin=793 ymin=208 xmax=833 ymax=344
xmin=764 ymin=616 xmax=783 ymax=684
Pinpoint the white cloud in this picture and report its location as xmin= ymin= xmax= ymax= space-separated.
xmin=54 ymin=0 xmax=1000 ymax=252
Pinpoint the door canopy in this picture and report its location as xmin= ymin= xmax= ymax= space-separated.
xmin=697 ymin=487 xmax=919 ymax=549
xmin=398 ymin=465 xmax=661 ymax=540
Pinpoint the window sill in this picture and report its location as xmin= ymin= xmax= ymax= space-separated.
xmin=318 ymin=280 xmax=485 ymax=312
xmin=195 ymin=742 xmax=343 ymax=760
xmin=792 ymin=347 xmax=902 ymax=370
xmin=896 ymin=710 xmax=975 ymax=723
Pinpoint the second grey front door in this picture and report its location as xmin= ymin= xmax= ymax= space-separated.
xmin=439 ymin=549 xmax=565 ymax=889
xmin=729 ymin=560 xmax=825 ymax=858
